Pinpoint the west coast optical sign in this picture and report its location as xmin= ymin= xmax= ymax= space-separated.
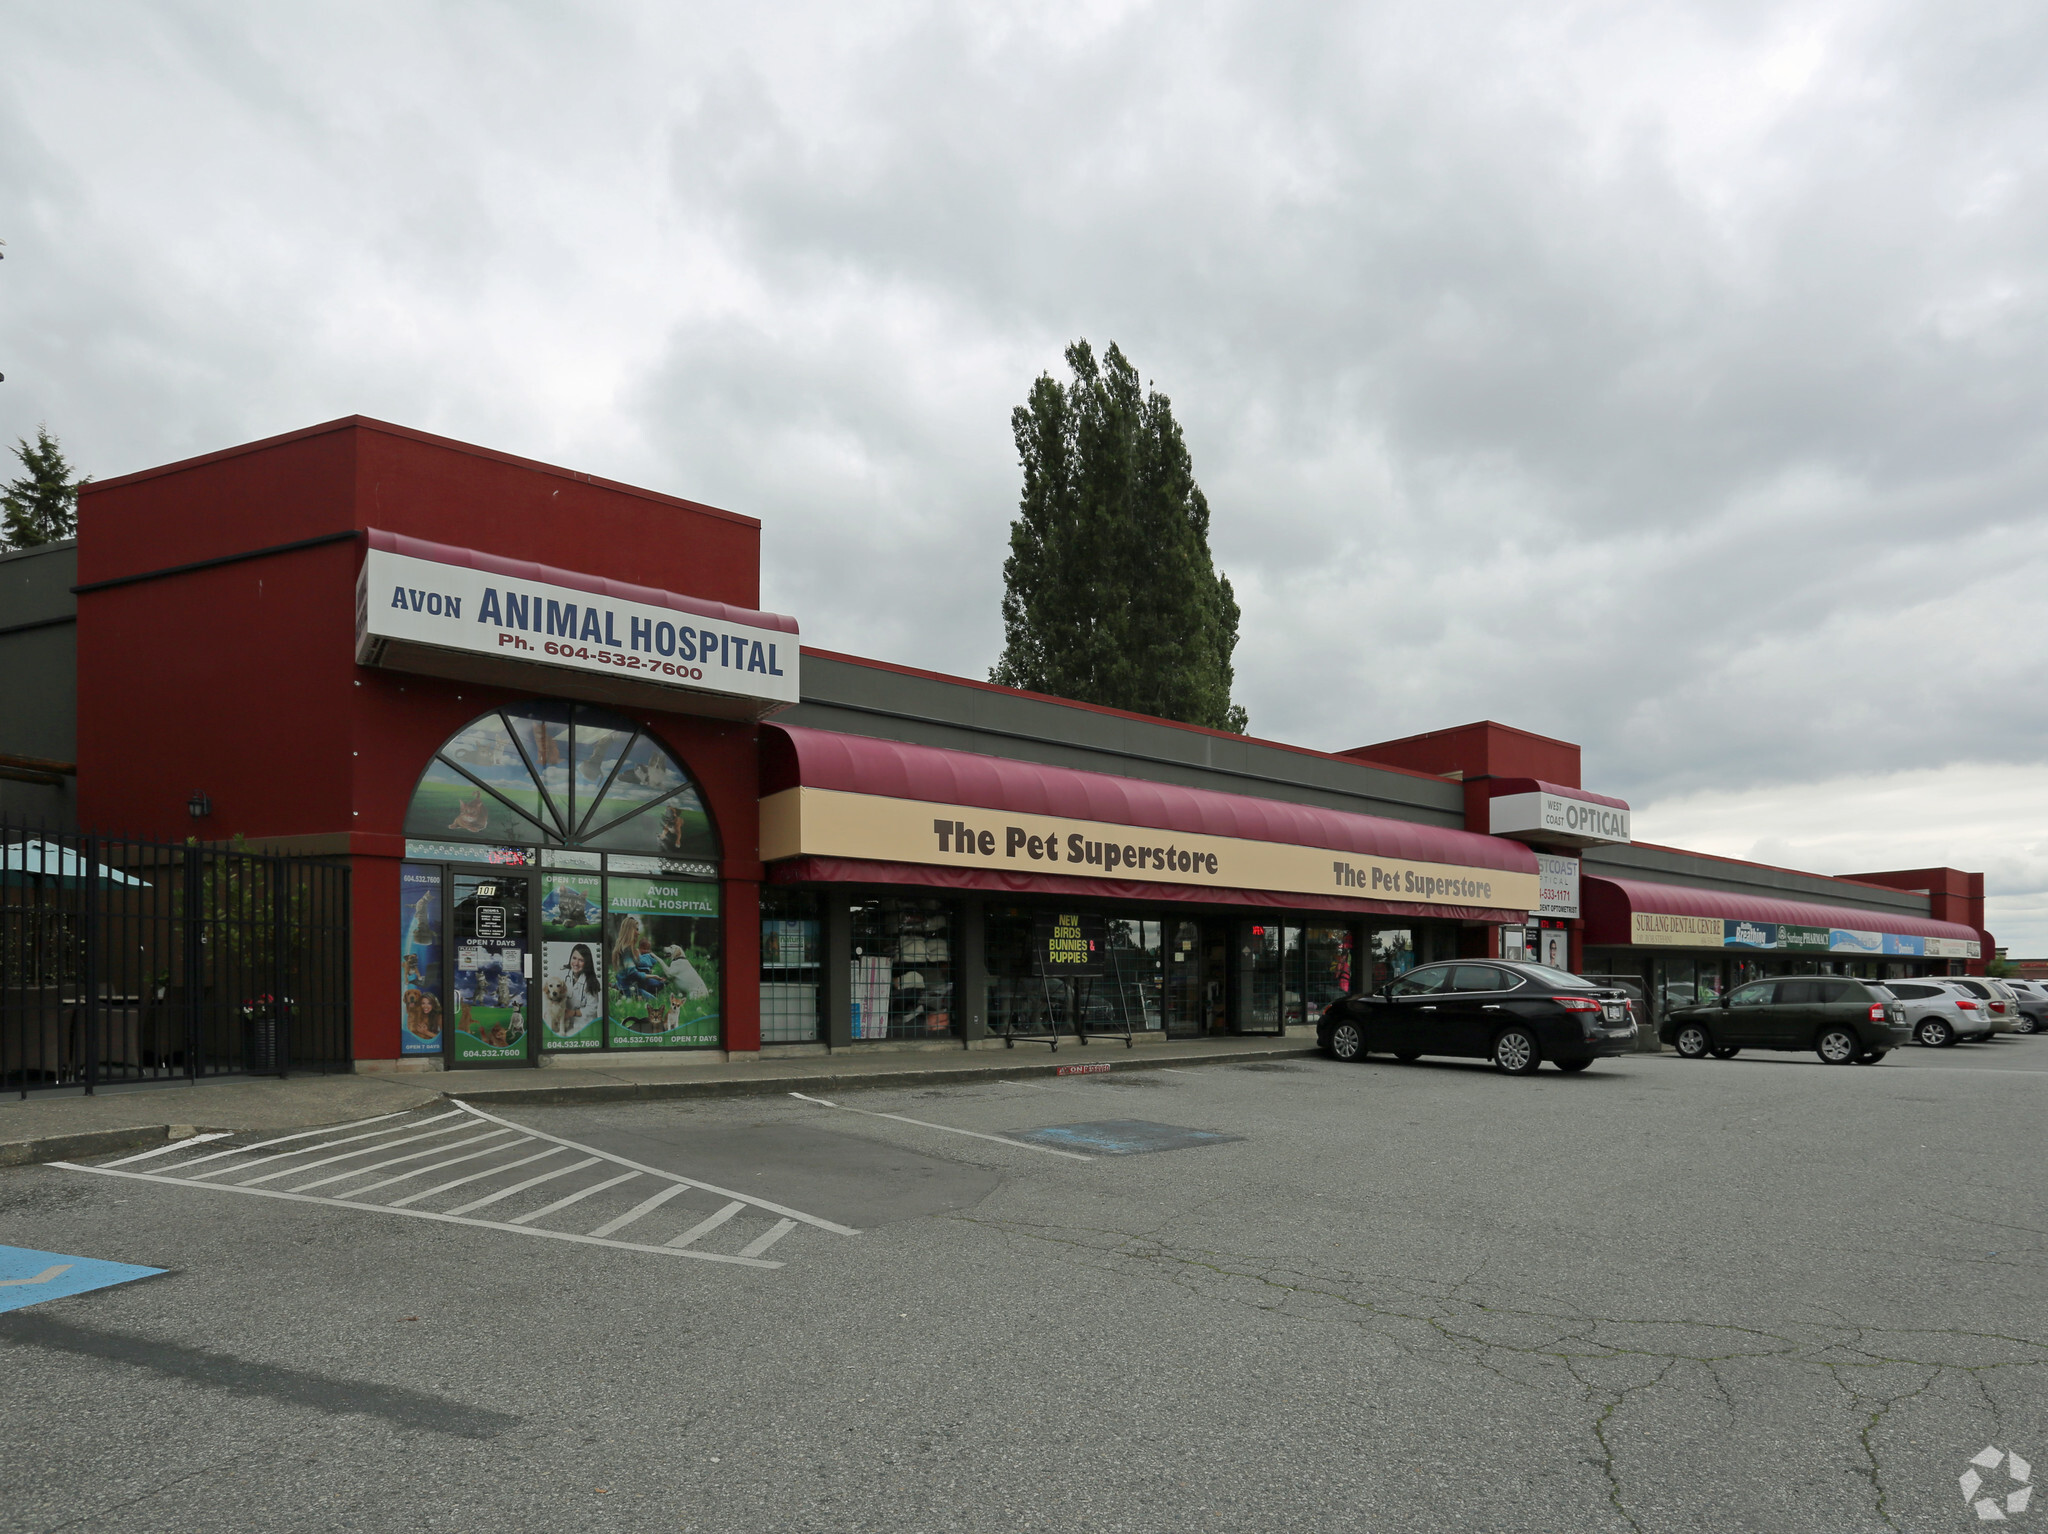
xmin=1629 ymin=912 xmax=1978 ymax=958
xmin=760 ymin=787 xmax=1540 ymax=912
xmin=1490 ymin=791 xmax=1631 ymax=847
xmin=356 ymin=545 xmax=799 ymax=714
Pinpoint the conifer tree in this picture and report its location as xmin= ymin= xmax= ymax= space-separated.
xmin=1 ymin=427 xmax=86 ymax=548
xmin=992 ymin=341 xmax=1247 ymax=733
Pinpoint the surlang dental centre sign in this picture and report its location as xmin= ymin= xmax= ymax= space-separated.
xmin=355 ymin=541 xmax=799 ymax=715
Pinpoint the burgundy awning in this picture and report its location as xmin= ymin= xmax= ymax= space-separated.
xmin=766 ymin=856 xmax=1518 ymax=923
xmin=1583 ymin=876 xmax=1980 ymax=946
xmin=764 ymin=726 xmax=1533 ymax=870
xmin=761 ymin=725 xmax=1535 ymax=918
xmin=1486 ymin=777 xmax=1630 ymax=810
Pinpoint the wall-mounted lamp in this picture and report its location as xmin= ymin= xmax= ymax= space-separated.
xmin=187 ymin=792 xmax=212 ymax=819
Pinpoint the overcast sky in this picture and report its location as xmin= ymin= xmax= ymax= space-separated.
xmin=6 ymin=3 xmax=2047 ymax=945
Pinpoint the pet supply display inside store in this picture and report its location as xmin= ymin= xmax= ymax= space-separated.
xmin=0 ymin=417 xmax=1993 ymax=1076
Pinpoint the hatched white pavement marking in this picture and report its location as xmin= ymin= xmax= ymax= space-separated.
xmin=738 ymin=1219 xmax=799 ymax=1259
xmin=182 ymin=1112 xmax=467 ymax=1182
xmin=100 ymin=1133 xmax=236 ymax=1167
xmin=508 ymin=1170 xmax=638 ymax=1225
xmin=667 ymin=1201 xmax=745 ymax=1249
xmin=53 ymin=1100 xmax=861 ymax=1269
xmin=235 ymin=1121 xmax=486 ymax=1186
xmin=136 ymin=1113 xmax=412 ymax=1176
xmin=587 ymin=1180 xmax=692 ymax=1238
xmin=286 ymin=1131 xmax=519 ymax=1192
xmin=385 ymin=1146 xmax=564 ymax=1208
xmin=446 ymin=1099 xmax=862 ymax=1233
xmin=788 ymin=1091 xmax=1095 ymax=1161
xmin=445 ymin=1156 xmax=600 ymax=1217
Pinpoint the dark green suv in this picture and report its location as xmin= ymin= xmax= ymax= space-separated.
xmin=1661 ymin=977 xmax=1908 ymax=1065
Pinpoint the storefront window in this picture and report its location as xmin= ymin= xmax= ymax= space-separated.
xmin=850 ymin=898 xmax=954 ymax=1041
xmin=404 ymin=702 xmax=717 ymax=860
xmin=1102 ymin=919 xmax=1164 ymax=1031
xmin=1240 ymin=923 xmax=1293 ymax=1032
xmin=1304 ymin=927 xmax=1355 ymax=1014
xmin=606 ymin=877 xmax=721 ymax=1049
xmin=1370 ymin=929 xmax=1415 ymax=989
xmin=760 ymin=888 xmax=821 ymax=1044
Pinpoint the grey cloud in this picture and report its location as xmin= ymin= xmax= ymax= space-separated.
xmin=5 ymin=0 xmax=2048 ymax=826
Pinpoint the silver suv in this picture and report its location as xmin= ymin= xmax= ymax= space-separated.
xmin=1884 ymin=979 xmax=1996 ymax=1046
xmin=1945 ymin=977 xmax=2022 ymax=1034
xmin=1990 ymin=978 xmax=2047 ymax=1034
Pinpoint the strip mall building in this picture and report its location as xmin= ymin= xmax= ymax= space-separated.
xmin=0 ymin=418 xmax=1992 ymax=1071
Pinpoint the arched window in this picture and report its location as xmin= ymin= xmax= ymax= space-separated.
xmin=404 ymin=703 xmax=717 ymax=860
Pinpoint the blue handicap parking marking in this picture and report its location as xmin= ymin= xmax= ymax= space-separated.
xmin=1008 ymin=1120 xmax=1242 ymax=1156
xmin=0 ymin=1244 xmax=164 ymax=1314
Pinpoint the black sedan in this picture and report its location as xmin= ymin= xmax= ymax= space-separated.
xmin=1316 ymin=960 xmax=1638 ymax=1074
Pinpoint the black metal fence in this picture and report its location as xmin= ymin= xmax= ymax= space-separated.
xmin=1 ymin=815 xmax=351 ymax=1095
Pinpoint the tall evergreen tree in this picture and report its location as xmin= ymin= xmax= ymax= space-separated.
xmin=1 ymin=427 xmax=87 ymax=548
xmin=992 ymin=341 xmax=1247 ymax=733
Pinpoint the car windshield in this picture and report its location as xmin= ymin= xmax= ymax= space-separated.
xmin=1516 ymin=962 xmax=1600 ymax=990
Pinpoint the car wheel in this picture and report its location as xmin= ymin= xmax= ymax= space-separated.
xmin=1674 ymin=1024 xmax=1711 ymax=1059
xmin=2015 ymin=1016 xmax=2040 ymax=1035
xmin=1915 ymin=1018 xmax=1954 ymax=1048
xmin=1554 ymin=1058 xmax=1592 ymax=1073
xmin=1492 ymin=1027 xmax=1540 ymax=1075
xmin=1394 ymin=1050 xmax=1422 ymax=1063
xmin=1328 ymin=1021 xmax=1364 ymax=1062
xmin=1854 ymin=1049 xmax=1888 ymax=1064
xmin=1816 ymin=1027 xmax=1859 ymax=1065
xmin=1710 ymin=1046 xmax=1740 ymax=1059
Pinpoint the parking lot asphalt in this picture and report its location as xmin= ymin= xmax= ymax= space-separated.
xmin=3 ymin=1039 xmax=2044 ymax=1533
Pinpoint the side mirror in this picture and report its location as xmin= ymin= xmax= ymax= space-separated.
xmin=1378 ymin=984 xmax=1393 ymax=1000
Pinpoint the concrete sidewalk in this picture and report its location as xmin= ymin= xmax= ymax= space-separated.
xmin=0 ymin=1033 xmax=1317 ymax=1167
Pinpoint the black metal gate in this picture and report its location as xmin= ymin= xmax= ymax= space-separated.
xmin=1 ymin=815 xmax=351 ymax=1095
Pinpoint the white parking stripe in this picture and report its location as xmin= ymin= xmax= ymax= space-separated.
xmin=507 ymin=1170 xmax=639 ymax=1225
xmin=449 ymin=1100 xmax=863 ymax=1235
xmin=738 ymin=1219 xmax=798 ymax=1259
xmin=667 ymin=1201 xmax=745 ymax=1249
xmin=53 ymin=1162 xmax=784 ymax=1267
xmin=386 ymin=1147 xmax=565 ymax=1208
xmin=586 ymin=1180 xmax=691 ymax=1238
xmin=242 ymin=1126 xmax=508 ymax=1187
xmin=787 ymin=1091 xmax=1094 ymax=1161
xmin=136 ymin=1112 xmax=412 ymax=1174
xmin=183 ymin=1112 xmax=467 ymax=1182
xmin=336 ymin=1138 xmax=540 ymax=1199
xmin=444 ymin=1156 xmax=601 ymax=1217
xmin=100 ymin=1132 xmax=236 ymax=1167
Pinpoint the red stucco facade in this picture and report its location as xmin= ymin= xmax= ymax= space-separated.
xmin=75 ymin=418 xmax=772 ymax=1063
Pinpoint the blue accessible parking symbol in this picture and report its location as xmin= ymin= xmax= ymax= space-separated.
xmin=0 ymin=1244 xmax=163 ymax=1314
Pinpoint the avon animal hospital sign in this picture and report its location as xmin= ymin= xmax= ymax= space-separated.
xmin=356 ymin=544 xmax=800 ymax=714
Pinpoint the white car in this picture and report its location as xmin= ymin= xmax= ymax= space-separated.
xmin=1882 ymin=980 xmax=1996 ymax=1047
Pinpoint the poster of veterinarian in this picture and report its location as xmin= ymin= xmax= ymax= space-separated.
xmin=605 ymin=878 xmax=720 ymax=1048
xmin=539 ymin=875 xmax=604 ymax=1050
xmin=399 ymin=864 xmax=444 ymax=1055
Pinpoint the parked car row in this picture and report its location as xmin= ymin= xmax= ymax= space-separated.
xmin=1315 ymin=961 xmax=2039 ymax=1075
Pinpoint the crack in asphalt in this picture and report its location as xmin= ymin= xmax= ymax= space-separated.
xmin=951 ymin=1210 xmax=2048 ymax=1529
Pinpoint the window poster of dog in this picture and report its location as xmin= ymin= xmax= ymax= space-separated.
xmin=605 ymin=878 xmax=720 ymax=1048
xmin=399 ymin=865 xmax=446 ymax=1054
xmin=541 ymin=875 xmax=605 ymax=1049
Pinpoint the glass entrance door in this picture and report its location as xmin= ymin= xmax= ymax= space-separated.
xmin=451 ymin=871 xmax=534 ymax=1067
